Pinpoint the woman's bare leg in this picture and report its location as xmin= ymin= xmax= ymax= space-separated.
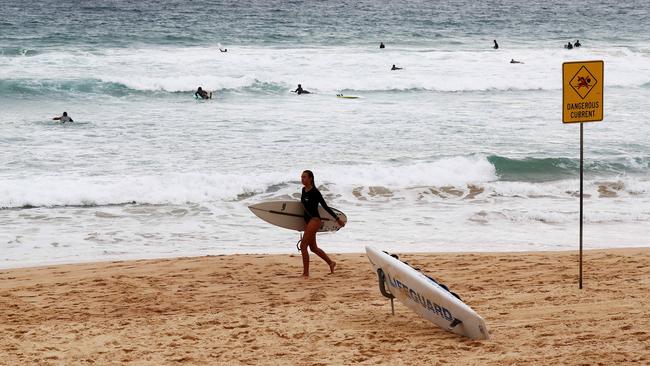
xmin=309 ymin=244 xmax=336 ymax=274
xmin=306 ymin=221 xmax=336 ymax=274
xmin=300 ymin=219 xmax=320 ymax=277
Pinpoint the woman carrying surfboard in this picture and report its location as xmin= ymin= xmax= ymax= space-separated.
xmin=300 ymin=170 xmax=345 ymax=277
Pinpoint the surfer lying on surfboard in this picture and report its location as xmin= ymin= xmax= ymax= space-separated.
xmin=300 ymin=170 xmax=345 ymax=277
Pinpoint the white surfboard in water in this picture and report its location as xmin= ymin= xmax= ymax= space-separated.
xmin=366 ymin=246 xmax=490 ymax=340
xmin=248 ymin=200 xmax=347 ymax=232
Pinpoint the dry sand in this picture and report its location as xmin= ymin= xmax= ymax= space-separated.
xmin=1 ymin=248 xmax=649 ymax=365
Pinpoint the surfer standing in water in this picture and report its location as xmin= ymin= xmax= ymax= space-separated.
xmin=300 ymin=170 xmax=344 ymax=277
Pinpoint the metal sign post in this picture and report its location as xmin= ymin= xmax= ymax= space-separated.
xmin=579 ymin=123 xmax=583 ymax=288
xmin=562 ymin=60 xmax=604 ymax=289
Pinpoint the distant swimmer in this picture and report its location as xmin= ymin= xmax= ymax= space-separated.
xmin=391 ymin=64 xmax=403 ymax=70
xmin=293 ymin=84 xmax=311 ymax=95
xmin=564 ymin=41 xmax=573 ymax=49
xmin=219 ymin=48 xmax=228 ymax=52
xmin=510 ymin=59 xmax=524 ymax=64
xmin=493 ymin=40 xmax=499 ymax=49
xmin=574 ymin=40 xmax=581 ymax=48
xmin=379 ymin=42 xmax=385 ymax=49
xmin=195 ymin=86 xmax=212 ymax=99
xmin=52 ymin=111 xmax=73 ymax=123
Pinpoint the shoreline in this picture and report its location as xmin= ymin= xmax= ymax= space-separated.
xmin=3 ymin=245 xmax=650 ymax=271
xmin=2 ymin=248 xmax=649 ymax=365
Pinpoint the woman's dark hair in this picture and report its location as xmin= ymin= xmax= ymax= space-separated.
xmin=303 ymin=170 xmax=314 ymax=186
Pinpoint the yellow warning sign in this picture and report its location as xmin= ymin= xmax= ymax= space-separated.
xmin=563 ymin=60 xmax=603 ymax=123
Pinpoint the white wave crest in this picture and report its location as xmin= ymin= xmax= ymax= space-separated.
xmin=0 ymin=171 xmax=287 ymax=208
xmin=2 ymin=159 xmax=649 ymax=209
xmin=2 ymin=45 xmax=649 ymax=93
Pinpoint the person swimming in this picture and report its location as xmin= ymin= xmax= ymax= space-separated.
xmin=293 ymin=84 xmax=311 ymax=95
xmin=493 ymin=40 xmax=499 ymax=49
xmin=391 ymin=64 xmax=403 ymax=70
xmin=510 ymin=59 xmax=523 ymax=64
xmin=219 ymin=48 xmax=227 ymax=52
xmin=195 ymin=87 xmax=212 ymax=99
xmin=379 ymin=42 xmax=385 ymax=49
xmin=574 ymin=40 xmax=581 ymax=48
xmin=53 ymin=111 xmax=73 ymax=123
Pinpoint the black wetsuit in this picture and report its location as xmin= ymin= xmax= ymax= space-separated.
xmin=301 ymin=187 xmax=337 ymax=223
xmin=196 ymin=90 xmax=209 ymax=99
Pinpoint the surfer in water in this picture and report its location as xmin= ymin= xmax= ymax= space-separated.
xmin=300 ymin=170 xmax=344 ymax=277
xmin=195 ymin=87 xmax=212 ymax=99
xmin=53 ymin=111 xmax=73 ymax=123
xmin=379 ymin=42 xmax=385 ymax=49
xmin=293 ymin=84 xmax=310 ymax=95
xmin=391 ymin=64 xmax=402 ymax=70
xmin=493 ymin=40 xmax=499 ymax=49
xmin=510 ymin=59 xmax=523 ymax=64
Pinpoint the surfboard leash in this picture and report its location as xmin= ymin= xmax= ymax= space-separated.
xmin=296 ymin=233 xmax=302 ymax=252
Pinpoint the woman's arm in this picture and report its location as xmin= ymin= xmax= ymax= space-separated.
xmin=317 ymin=190 xmax=339 ymax=219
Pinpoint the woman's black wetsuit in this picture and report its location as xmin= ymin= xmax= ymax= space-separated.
xmin=301 ymin=187 xmax=338 ymax=223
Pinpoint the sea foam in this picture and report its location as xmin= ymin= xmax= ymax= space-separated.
xmin=2 ymin=45 xmax=649 ymax=96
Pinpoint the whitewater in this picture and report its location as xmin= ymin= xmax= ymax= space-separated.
xmin=2 ymin=0 xmax=649 ymax=268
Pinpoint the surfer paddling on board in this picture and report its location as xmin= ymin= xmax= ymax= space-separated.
xmin=293 ymin=84 xmax=310 ymax=95
xmin=195 ymin=87 xmax=212 ymax=99
xmin=300 ymin=170 xmax=344 ymax=277
xmin=391 ymin=64 xmax=402 ymax=70
xmin=53 ymin=111 xmax=73 ymax=123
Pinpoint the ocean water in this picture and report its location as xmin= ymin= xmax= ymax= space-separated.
xmin=2 ymin=0 xmax=650 ymax=268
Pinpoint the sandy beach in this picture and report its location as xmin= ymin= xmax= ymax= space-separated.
xmin=1 ymin=248 xmax=649 ymax=365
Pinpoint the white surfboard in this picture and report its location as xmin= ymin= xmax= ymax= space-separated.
xmin=249 ymin=200 xmax=347 ymax=232
xmin=365 ymin=246 xmax=489 ymax=340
